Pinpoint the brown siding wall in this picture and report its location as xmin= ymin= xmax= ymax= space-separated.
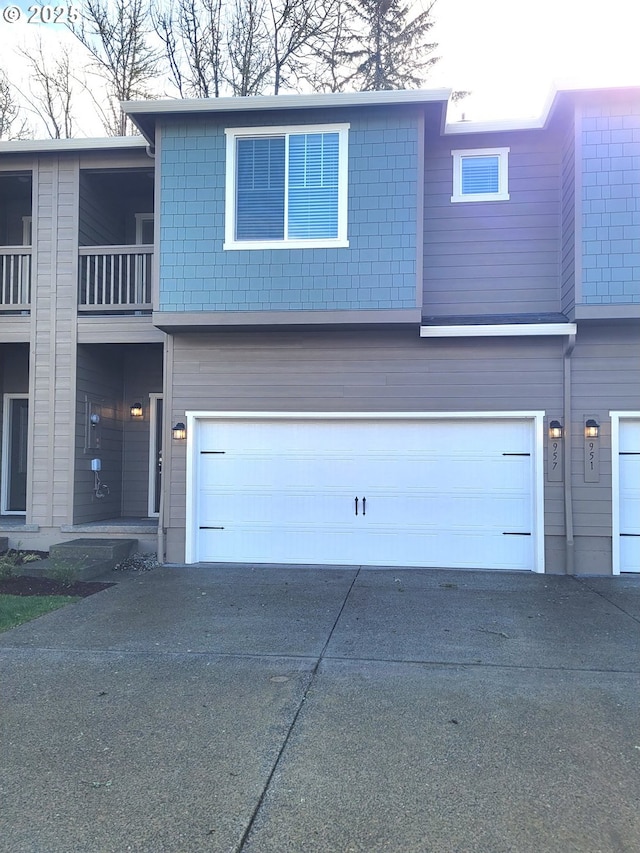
xmin=423 ymin=129 xmax=563 ymax=317
xmin=29 ymin=156 xmax=79 ymax=529
xmin=570 ymin=322 xmax=640 ymax=572
xmin=164 ymin=329 xmax=566 ymax=563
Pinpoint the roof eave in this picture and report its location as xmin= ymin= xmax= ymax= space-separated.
xmin=0 ymin=136 xmax=148 ymax=155
xmin=122 ymin=88 xmax=453 ymax=142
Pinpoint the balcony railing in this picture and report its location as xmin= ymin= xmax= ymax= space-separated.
xmin=78 ymin=245 xmax=152 ymax=311
xmin=0 ymin=247 xmax=31 ymax=309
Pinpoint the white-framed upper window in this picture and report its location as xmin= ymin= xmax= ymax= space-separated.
xmin=224 ymin=123 xmax=349 ymax=250
xmin=451 ymin=147 xmax=510 ymax=203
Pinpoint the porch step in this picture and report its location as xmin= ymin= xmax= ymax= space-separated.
xmin=20 ymin=538 xmax=139 ymax=582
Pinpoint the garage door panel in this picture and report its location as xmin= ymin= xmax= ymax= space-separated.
xmin=200 ymin=453 xmax=367 ymax=491
xmin=200 ymin=454 xmax=532 ymax=495
xmin=199 ymin=490 xmax=355 ymax=526
xmin=618 ymin=420 xmax=640 ymax=572
xmin=199 ymin=492 xmax=532 ymax=533
xmin=620 ymin=459 xmax=640 ymax=534
xmin=620 ymin=538 xmax=640 ymax=574
xmin=360 ymin=529 xmax=532 ymax=570
xmin=200 ymin=419 xmax=533 ymax=455
xmin=195 ymin=417 xmax=537 ymax=570
xmin=352 ymin=494 xmax=531 ymax=530
xmin=199 ymin=526 xmax=532 ymax=570
xmin=199 ymin=524 xmax=359 ymax=565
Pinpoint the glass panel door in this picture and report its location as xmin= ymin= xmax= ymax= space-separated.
xmin=2 ymin=395 xmax=28 ymax=514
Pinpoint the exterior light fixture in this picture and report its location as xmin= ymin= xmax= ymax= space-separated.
xmin=90 ymin=412 xmax=100 ymax=427
xmin=585 ymin=419 xmax=600 ymax=439
xmin=548 ymin=420 xmax=563 ymax=440
xmin=130 ymin=403 xmax=143 ymax=419
xmin=172 ymin=422 xmax=187 ymax=440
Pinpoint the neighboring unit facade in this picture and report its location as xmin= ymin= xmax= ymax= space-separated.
xmin=0 ymin=86 xmax=638 ymax=574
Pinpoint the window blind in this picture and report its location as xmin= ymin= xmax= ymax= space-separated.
xmin=236 ymin=136 xmax=285 ymax=240
xmin=461 ymin=155 xmax=500 ymax=195
xmin=288 ymin=132 xmax=339 ymax=239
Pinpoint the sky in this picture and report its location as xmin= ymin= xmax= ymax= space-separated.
xmin=1 ymin=0 xmax=639 ymax=135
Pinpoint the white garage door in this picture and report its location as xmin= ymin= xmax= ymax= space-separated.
xmin=191 ymin=417 xmax=538 ymax=570
xmin=619 ymin=419 xmax=640 ymax=573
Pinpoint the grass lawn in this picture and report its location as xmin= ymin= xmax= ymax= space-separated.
xmin=0 ymin=594 xmax=79 ymax=632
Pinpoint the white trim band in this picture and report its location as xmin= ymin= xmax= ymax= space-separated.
xmin=420 ymin=323 xmax=577 ymax=338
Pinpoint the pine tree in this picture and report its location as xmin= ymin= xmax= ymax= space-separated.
xmin=339 ymin=0 xmax=438 ymax=91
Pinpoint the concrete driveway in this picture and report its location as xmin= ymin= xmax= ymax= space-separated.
xmin=1 ymin=565 xmax=639 ymax=853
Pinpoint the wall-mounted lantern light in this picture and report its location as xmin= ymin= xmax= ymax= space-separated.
xmin=585 ymin=419 xmax=600 ymax=439
xmin=548 ymin=420 xmax=564 ymax=440
xmin=172 ymin=422 xmax=187 ymax=440
xmin=90 ymin=412 xmax=100 ymax=427
xmin=130 ymin=403 xmax=143 ymax=419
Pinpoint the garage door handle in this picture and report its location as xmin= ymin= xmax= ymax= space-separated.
xmin=355 ymin=496 xmax=358 ymax=516
xmin=362 ymin=497 xmax=366 ymax=516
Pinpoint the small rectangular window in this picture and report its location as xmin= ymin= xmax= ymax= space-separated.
xmin=225 ymin=124 xmax=349 ymax=250
xmin=451 ymin=147 xmax=509 ymax=202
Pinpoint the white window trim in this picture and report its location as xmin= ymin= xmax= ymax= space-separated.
xmin=420 ymin=322 xmax=577 ymax=338
xmin=224 ymin=123 xmax=350 ymax=251
xmin=135 ymin=212 xmax=154 ymax=245
xmin=451 ymin=147 xmax=510 ymax=203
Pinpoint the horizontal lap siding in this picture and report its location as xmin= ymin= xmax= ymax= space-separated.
xmin=571 ymin=321 xmax=640 ymax=537
xmin=166 ymin=330 xmax=564 ymax=541
xmin=30 ymin=157 xmax=78 ymax=527
xmin=423 ymin=131 xmax=563 ymax=316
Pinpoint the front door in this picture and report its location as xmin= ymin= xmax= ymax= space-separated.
xmin=2 ymin=395 xmax=28 ymax=514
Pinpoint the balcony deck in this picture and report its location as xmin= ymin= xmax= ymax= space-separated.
xmin=78 ymin=245 xmax=153 ymax=312
xmin=0 ymin=247 xmax=31 ymax=311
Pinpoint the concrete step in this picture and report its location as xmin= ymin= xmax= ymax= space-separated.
xmin=50 ymin=538 xmax=137 ymax=563
xmin=17 ymin=538 xmax=139 ymax=582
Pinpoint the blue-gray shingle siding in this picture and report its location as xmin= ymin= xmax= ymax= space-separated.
xmin=158 ymin=114 xmax=419 ymax=312
xmin=581 ymin=97 xmax=640 ymax=305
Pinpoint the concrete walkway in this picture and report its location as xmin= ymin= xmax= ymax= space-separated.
xmin=1 ymin=565 xmax=639 ymax=853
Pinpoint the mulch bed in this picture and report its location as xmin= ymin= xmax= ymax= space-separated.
xmin=0 ymin=575 xmax=115 ymax=598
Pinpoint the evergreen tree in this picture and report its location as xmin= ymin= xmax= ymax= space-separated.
xmin=338 ymin=0 xmax=438 ymax=91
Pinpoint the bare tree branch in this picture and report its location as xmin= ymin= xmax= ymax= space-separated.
xmin=0 ymin=69 xmax=31 ymax=140
xmin=226 ymin=0 xmax=272 ymax=95
xmin=268 ymin=0 xmax=339 ymax=94
xmin=153 ymin=0 xmax=227 ymax=98
xmin=69 ymin=0 xmax=160 ymax=135
xmin=18 ymin=39 xmax=75 ymax=139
